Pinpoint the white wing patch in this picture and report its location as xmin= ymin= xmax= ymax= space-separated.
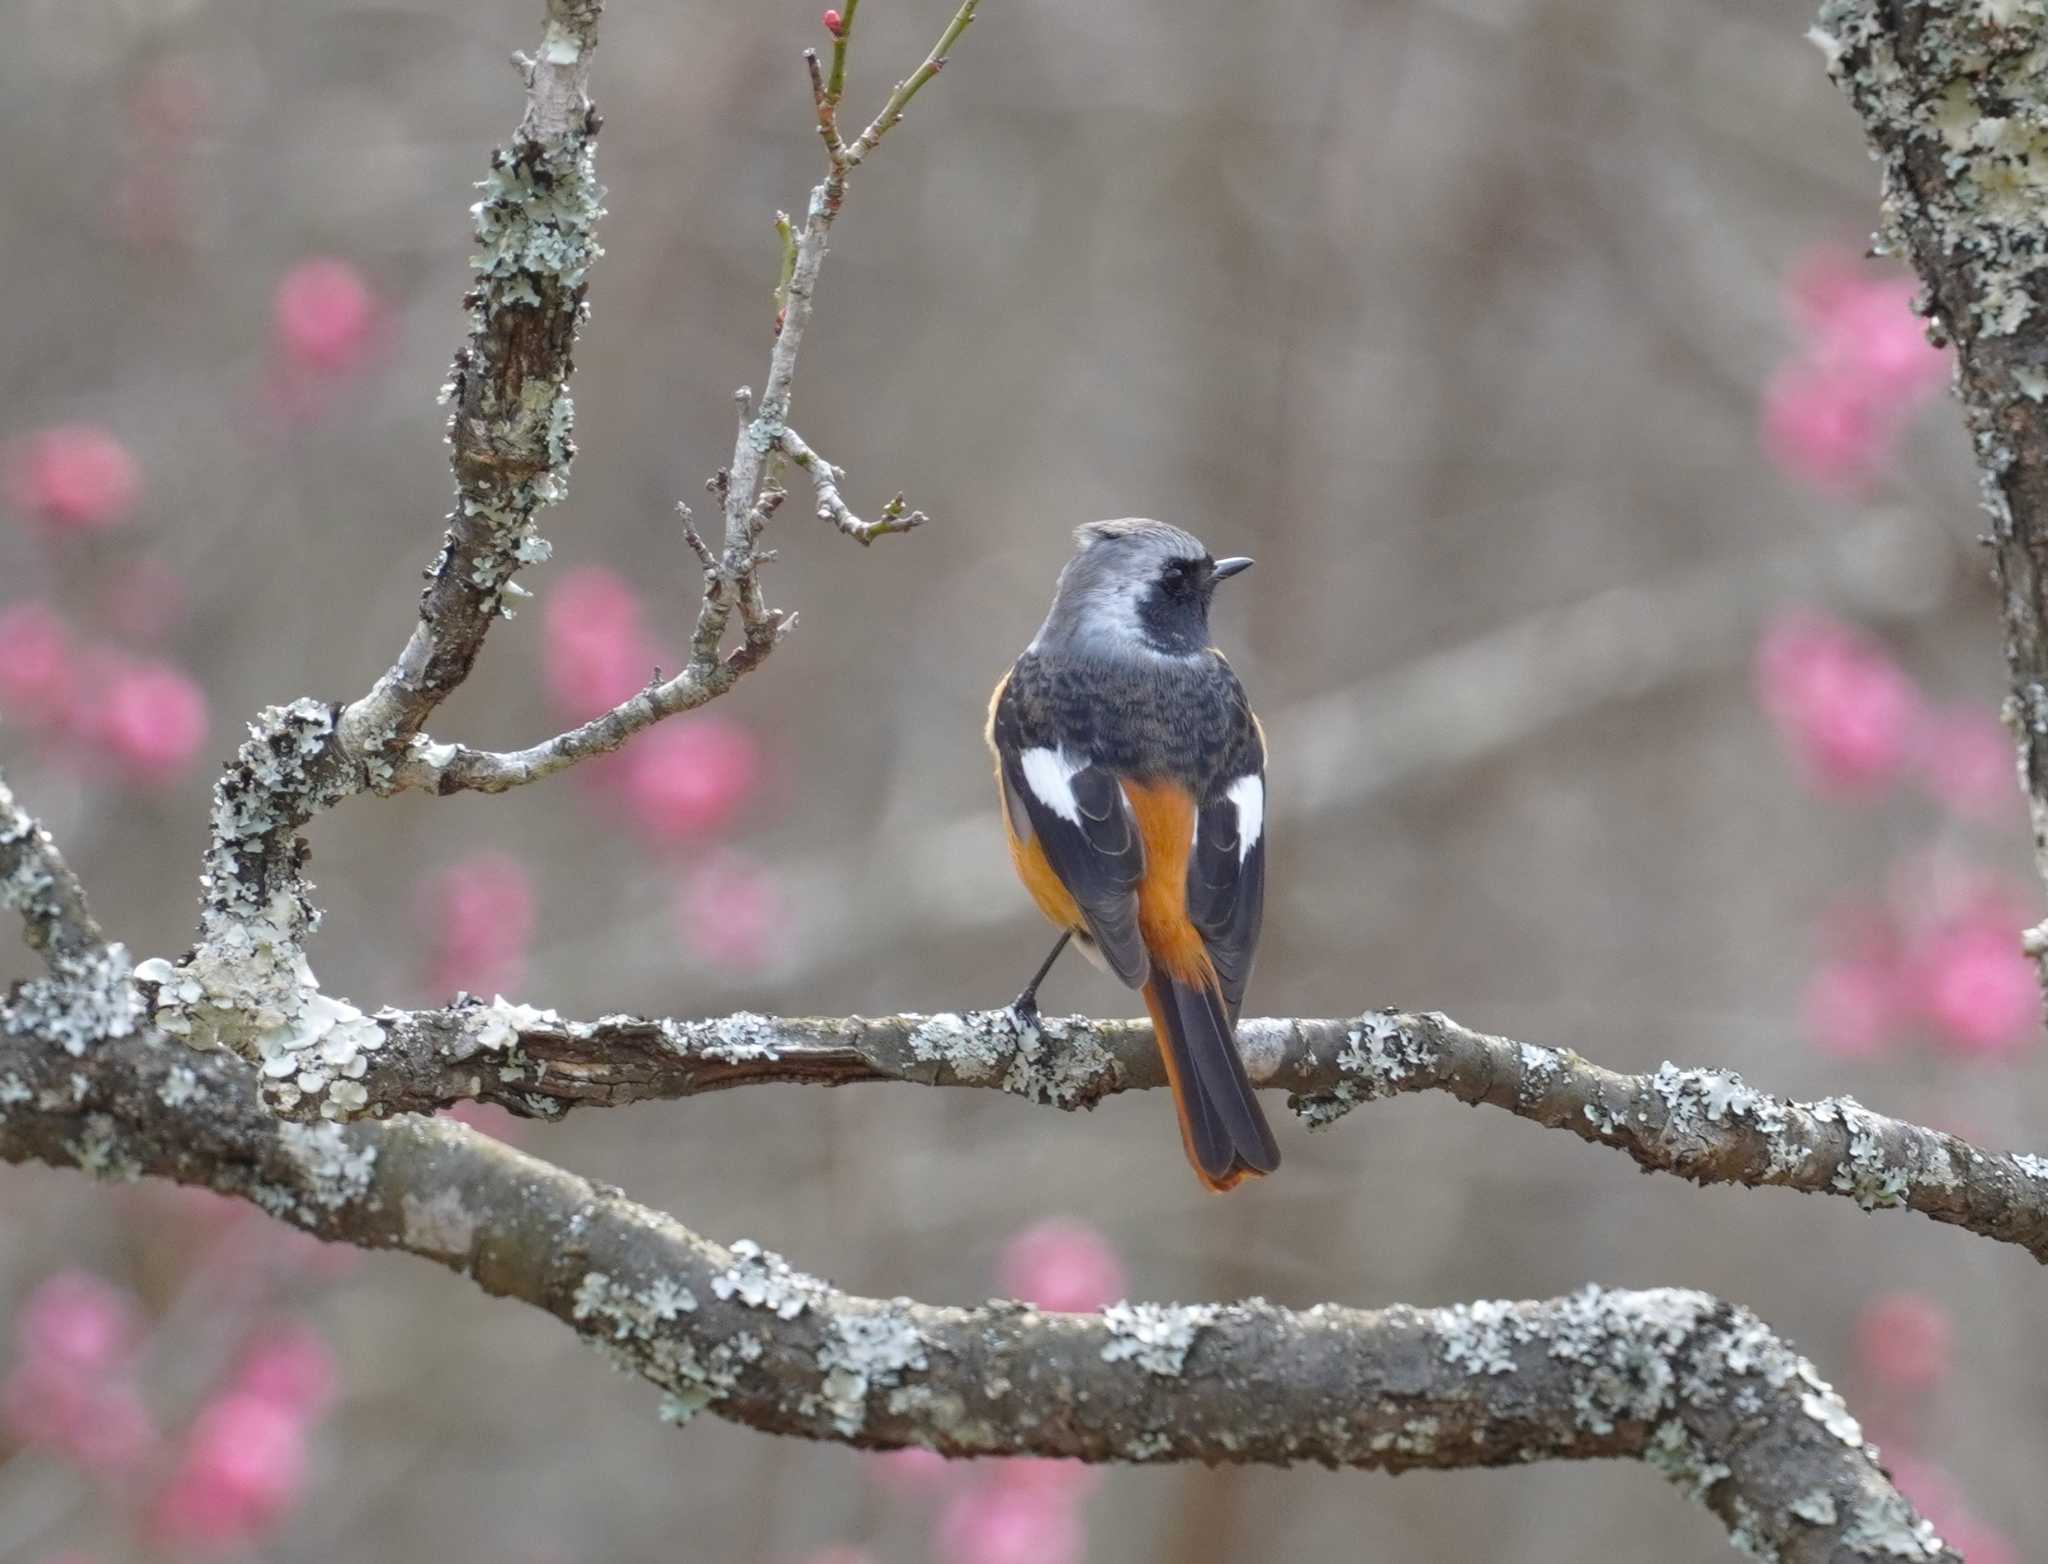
xmin=1020 ymin=747 xmax=1086 ymax=826
xmin=1227 ymin=774 xmax=1263 ymax=865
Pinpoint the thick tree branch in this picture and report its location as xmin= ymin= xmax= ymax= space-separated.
xmin=1815 ymin=0 xmax=2048 ymax=995
xmin=264 ymin=1001 xmax=2048 ymax=1265
xmin=0 ymin=1021 xmax=1954 ymax=1563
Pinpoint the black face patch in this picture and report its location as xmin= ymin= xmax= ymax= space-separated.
xmin=1136 ymin=555 xmax=1215 ymax=655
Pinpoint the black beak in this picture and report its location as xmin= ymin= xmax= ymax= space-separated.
xmin=1211 ymin=556 xmax=1254 ymax=582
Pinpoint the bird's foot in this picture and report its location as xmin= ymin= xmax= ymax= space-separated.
xmin=1007 ymin=991 xmax=1043 ymax=1033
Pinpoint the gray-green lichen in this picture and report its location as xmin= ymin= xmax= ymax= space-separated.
xmin=815 ymin=1304 xmax=927 ymax=1434
xmin=1441 ymin=1298 xmax=1530 ymax=1377
xmin=3 ymin=944 xmax=142 ymax=1057
xmin=711 ymin=1239 xmax=824 ymax=1320
xmin=1289 ymin=1011 xmax=1435 ymax=1129
xmin=1100 ymin=1301 xmax=1219 ymax=1376
xmin=277 ymin=1121 xmax=378 ymax=1211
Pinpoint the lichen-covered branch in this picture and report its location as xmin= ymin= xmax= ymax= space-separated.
xmin=779 ymin=425 xmax=926 ymax=544
xmin=0 ymin=772 xmax=138 ymax=1058
xmin=0 ymin=1020 xmax=1954 ymax=1564
xmin=282 ymin=1002 xmax=2048 ymax=1265
xmin=1814 ymin=0 xmax=2048 ymax=992
xmin=338 ymin=0 xmax=607 ymax=764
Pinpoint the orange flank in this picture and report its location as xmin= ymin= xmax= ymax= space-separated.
xmin=1119 ymin=778 xmax=1212 ymax=986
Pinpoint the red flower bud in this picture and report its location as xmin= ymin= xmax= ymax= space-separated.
xmin=821 ymin=9 xmax=843 ymax=35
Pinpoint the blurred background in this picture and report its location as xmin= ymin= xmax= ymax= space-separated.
xmin=0 ymin=0 xmax=2033 ymax=1559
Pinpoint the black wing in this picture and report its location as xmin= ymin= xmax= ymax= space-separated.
xmin=991 ymin=666 xmax=1149 ymax=987
xmin=1187 ymin=764 xmax=1265 ymax=1025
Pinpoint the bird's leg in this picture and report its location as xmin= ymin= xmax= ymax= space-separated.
xmin=1009 ymin=930 xmax=1072 ymax=1028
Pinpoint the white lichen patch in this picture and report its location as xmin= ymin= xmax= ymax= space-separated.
xmin=572 ymin=1270 xmax=700 ymax=1340
xmin=906 ymin=1011 xmax=1005 ymax=1083
xmin=1001 ymin=1014 xmax=1116 ymax=1109
xmin=0 ymin=1075 xmax=30 ymax=1107
xmin=1645 ymin=1420 xmax=1731 ymax=1503
xmin=4 ymin=944 xmax=143 ymax=1056
xmin=669 ymin=1011 xmax=784 ymax=1064
xmin=1790 ymin=1490 xmax=1839 ymax=1527
xmin=815 ymin=1305 xmax=928 ymax=1435
xmin=158 ymin=1066 xmax=201 ymax=1108
xmin=1840 ymin=1490 xmax=1949 ymax=1559
xmin=711 ymin=1239 xmax=823 ymax=1320
xmin=470 ymin=997 xmax=561 ymax=1052
xmin=1813 ymin=1097 xmax=1912 ymax=1210
xmin=66 ymin=1113 xmax=140 ymax=1182
xmin=277 ymin=1121 xmax=378 ymax=1210
xmin=1291 ymin=1011 xmax=1436 ymax=1129
xmin=2012 ymin=1151 xmax=2048 ymax=1181
xmin=1441 ymin=1299 xmax=1531 ymax=1377
xmin=401 ymin=1187 xmax=481 ymax=1258
xmin=1100 ymin=1301 xmax=1220 ymax=1376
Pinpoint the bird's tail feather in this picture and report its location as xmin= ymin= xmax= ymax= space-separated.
xmin=1143 ymin=972 xmax=1281 ymax=1193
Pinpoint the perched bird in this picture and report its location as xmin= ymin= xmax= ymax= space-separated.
xmin=986 ymin=519 xmax=1279 ymax=1192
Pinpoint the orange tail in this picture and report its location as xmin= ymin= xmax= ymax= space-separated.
xmin=1143 ymin=973 xmax=1281 ymax=1193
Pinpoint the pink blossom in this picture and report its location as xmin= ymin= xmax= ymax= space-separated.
xmin=442 ymin=1101 xmax=525 ymax=1144
xmin=1801 ymin=958 xmax=1903 ymax=1059
xmin=1915 ymin=706 xmax=2015 ymax=820
xmin=870 ymin=1445 xmax=956 ymax=1495
xmin=621 ymin=717 xmax=761 ymax=842
xmin=1914 ymin=916 xmax=2036 ymax=1056
xmin=1754 ymin=612 xmax=1922 ymax=794
xmin=0 ymin=602 xmax=76 ymax=732
xmin=936 ymin=1480 xmax=1083 ymax=1564
xmin=1760 ymin=361 xmax=1890 ymax=493
xmin=15 ymin=1271 xmax=140 ymax=1372
xmin=273 ymin=259 xmax=378 ymax=376
xmin=544 ymin=567 xmax=659 ymax=718
xmin=1 ymin=1358 xmax=155 ymax=1472
xmin=230 ymin=1323 xmax=338 ymax=1418
xmin=419 ymin=853 xmax=536 ymax=997
xmin=1943 ymin=1520 xmax=2020 ymax=1564
xmin=1855 ymin=1292 xmax=1952 ymax=1393
xmin=88 ymin=659 xmax=209 ymax=784
xmin=5 ymin=425 xmax=140 ymax=533
xmin=997 ymin=1218 xmax=1125 ymax=1314
xmin=993 ymin=1458 xmax=1100 ymax=1502
xmin=677 ymin=854 xmax=781 ymax=969
xmin=149 ymin=1392 xmax=308 ymax=1552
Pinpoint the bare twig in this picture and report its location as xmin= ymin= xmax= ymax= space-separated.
xmin=228 ymin=1000 xmax=2048 ymax=1265
xmin=1816 ymin=0 xmax=2048 ymax=1007
xmin=0 ymin=1020 xmax=1956 ymax=1564
xmin=779 ymin=425 xmax=926 ymax=543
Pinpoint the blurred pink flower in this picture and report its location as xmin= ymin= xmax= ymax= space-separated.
xmin=150 ymin=1392 xmax=309 ymax=1553
xmin=622 ymin=717 xmax=761 ymax=842
xmin=3 ymin=1276 xmax=156 ymax=1472
xmin=994 ymin=1458 xmax=1100 ymax=1503
xmin=997 ymin=1218 xmax=1125 ymax=1314
xmin=1915 ymin=706 xmax=2015 ymax=821
xmin=230 ymin=1323 xmax=338 ymax=1419
xmin=0 ymin=601 xmax=77 ymax=731
xmin=870 ymin=1445 xmax=955 ymax=1495
xmin=1800 ymin=957 xmax=1903 ymax=1059
xmin=89 ymin=659 xmax=209 ymax=784
xmin=1754 ymin=612 xmax=1922 ymax=794
xmin=419 ymin=852 xmax=536 ymax=997
xmin=1765 ymin=250 xmax=1947 ymax=493
xmin=15 ymin=1271 xmax=140 ymax=1373
xmin=1944 ymin=1520 xmax=2020 ymax=1564
xmin=936 ymin=1480 xmax=1084 ymax=1564
xmin=1913 ymin=916 xmax=2036 ymax=1056
xmin=1761 ymin=362 xmax=1889 ymax=492
xmin=442 ymin=1100 xmax=525 ymax=1144
xmin=544 ymin=566 xmax=658 ymax=718
xmin=1854 ymin=1292 xmax=1952 ymax=1393
xmin=677 ymin=853 xmax=782 ymax=968
xmin=6 ymin=425 xmax=141 ymax=533
xmin=274 ymin=259 xmax=378 ymax=376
